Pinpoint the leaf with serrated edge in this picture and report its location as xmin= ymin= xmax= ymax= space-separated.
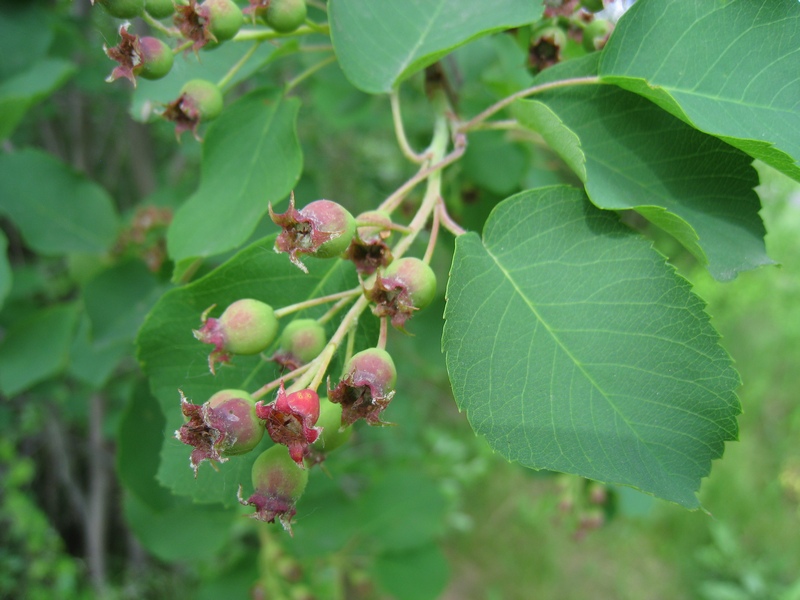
xmin=167 ymin=88 xmax=302 ymax=262
xmin=600 ymin=0 xmax=800 ymax=181
xmin=514 ymin=55 xmax=772 ymax=281
xmin=443 ymin=186 xmax=740 ymax=508
xmin=329 ymin=0 xmax=542 ymax=93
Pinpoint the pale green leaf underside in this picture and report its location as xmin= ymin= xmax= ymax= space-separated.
xmin=443 ymin=186 xmax=740 ymax=507
xmin=514 ymin=56 xmax=772 ymax=282
xmin=600 ymin=0 xmax=800 ymax=182
xmin=329 ymin=0 xmax=542 ymax=93
xmin=167 ymin=89 xmax=302 ymax=262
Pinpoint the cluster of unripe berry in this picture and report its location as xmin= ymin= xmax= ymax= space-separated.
xmin=177 ymin=196 xmax=438 ymax=532
xmin=95 ymin=0 xmax=308 ymax=137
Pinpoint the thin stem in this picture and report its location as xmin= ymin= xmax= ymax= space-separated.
xmin=377 ymin=317 xmax=388 ymax=351
xmin=299 ymin=44 xmax=334 ymax=53
xmin=233 ymin=24 xmax=328 ymax=42
xmin=142 ymin=12 xmax=181 ymax=37
xmin=471 ymin=119 xmax=526 ymax=131
xmin=218 ymin=42 xmax=263 ymax=90
xmin=285 ymin=54 xmax=336 ymax=92
xmin=317 ymin=294 xmax=356 ymax=325
xmin=173 ymin=40 xmax=193 ymax=55
xmin=391 ymin=88 xmax=428 ymax=163
xmin=274 ymin=288 xmax=360 ymax=319
xmin=303 ymin=18 xmax=329 ymax=34
xmin=458 ymin=76 xmax=601 ymax=132
xmin=422 ymin=200 xmax=440 ymax=264
xmin=251 ymin=362 xmax=314 ymax=400
xmin=437 ymin=197 xmax=466 ymax=236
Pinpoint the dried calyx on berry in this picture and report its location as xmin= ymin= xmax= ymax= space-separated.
xmin=193 ymin=298 xmax=279 ymax=374
xmin=238 ymin=445 xmax=308 ymax=534
xmin=529 ymin=25 xmax=567 ymax=72
xmin=328 ymin=348 xmax=397 ymax=427
xmin=364 ymin=257 xmax=437 ymax=329
xmin=244 ymin=0 xmax=307 ymax=32
xmin=174 ymin=0 xmax=242 ymax=51
xmin=162 ymin=79 xmax=224 ymax=140
xmin=582 ymin=18 xmax=613 ymax=52
xmin=104 ymin=24 xmax=174 ymax=87
xmin=256 ymin=385 xmax=321 ymax=467
xmin=93 ymin=0 xmax=144 ymax=19
xmin=271 ymin=319 xmax=327 ymax=371
xmin=270 ymin=195 xmax=356 ymax=273
xmin=176 ymin=389 xmax=264 ymax=476
xmin=345 ymin=210 xmax=394 ymax=275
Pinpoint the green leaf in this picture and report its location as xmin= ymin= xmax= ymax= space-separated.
xmin=0 ymin=230 xmax=11 ymax=311
xmin=329 ymin=0 xmax=542 ymax=93
xmin=0 ymin=149 xmax=119 ymax=255
xmin=82 ymin=259 xmax=165 ymax=346
xmin=0 ymin=303 xmax=80 ymax=396
xmin=514 ymin=56 xmax=772 ymax=281
xmin=461 ymin=131 xmax=529 ymax=196
xmin=67 ymin=316 xmax=129 ymax=389
xmin=374 ymin=545 xmax=450 ymax=600
xmin=600 ymin=0 xmax=800 ymax=181
xmin=442 ymin=186 xmax=740 ymax=508
xmin=167 ymin=88 xmax=303 ymax=262
xmin=0 ymin=59 xmax=76 ymax=141
xmin=137 ymin=234 xmax=374 ymax=505
xmin=0 ymin=4 xmax=53 ymax=80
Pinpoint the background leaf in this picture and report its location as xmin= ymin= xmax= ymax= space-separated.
xmin=329 ymin=0 xmax=542 ymax=93
xmin=166 ymin=88 xmax=303 ymax=262
xmin=0 ymin=303 xmax=80 ymax=396
xmin=0 ymin=231 xmax=11 ymax=311
xmin=0 ymin=149 xmax=119 ymax=255
xmin=442 ymin=186 xmax=740 ymax=508
xmin=600 ymin=0 xmax=800 ymax=181
xmin=137 ymin=234 xmax=377 ymax=505
xmin=515 ymin=56 xmax=772 ymax=281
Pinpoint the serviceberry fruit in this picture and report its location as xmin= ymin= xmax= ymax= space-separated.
xmin=272 ymin=319 xmax=327 ymax=371
xmin=104 ymin=25 xmax=173 ymax=86
xmin=365 ymin=257 xmax=437 ymax=329
xmin=312 ymin=398 xmax=352 ymax=453
xmin=579 ymin=0 xmax=605 ymax=13
xmin=328 ymin=348 xmax=397 ymax=426
xmin=145 ymin=0 xmax=175 ymax=18
xmin=529 ymin=26 xmax=567 ymax=72
xmin=345 ymin=210 xmax=394 ymax=275
xmin=260 ymin=0 xmax=307 ymax=33
xmin=193 ymin=298 xmax=279 ymax=374
xmin=270 ymin=195 xmax=356 ymax=273
xmin=582 ymin=19 xmax=613 ymax=52
xmin=202 ymin=0 xmax=243 ymax=43
xmin=256 ymin=385 xmax=321 ymax=467
xmin=162 ymin=78 xmax=224 ymax=139
xmin=238 ymin=444 xmax=308 ymax=534
xmin=176 ymin=389 xmax=264 ymax=476
xmin=174 ymin=0 xmax=213 ymax=50
xmin=94 ymin=0 xmax=144 ymax=18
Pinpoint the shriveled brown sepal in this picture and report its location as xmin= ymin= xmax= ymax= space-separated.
xmin=104 ymin=24 xmax=143 ymax=86
xmin=269 ymin=194 xmax=339 ymax=273
xmin=256 ymin=385 xmax=321 ymax=467
xmin=364 ymin=270 xmax=418 ymax=331
xmin=174 ymin=0 xmax=216 ymax=51
xmin=238 ymin=485 xmax=298 ymax=533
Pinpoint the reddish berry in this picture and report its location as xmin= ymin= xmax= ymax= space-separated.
xmin=272 ymin=319 xmax=327 ymax=371
xmin=258 ymin=0 xmax=307 ymax=33
xmin=328 ymin=348 xmax=397 ymax=427
xmin=145 ymin=0 xmax=175 ymax=18
xmin=94 ymin=0 xmax=144 ymax=18
xmin=162 ymin=79 xmax=224 ymax=140
xmin=175 ymin=389 xmax=264 ymax=476
xmin=256 ymin=385 xmax=321 ymax=468
xmin=104 ymin=25 xmax=174 ymax=87
xmin=193 ymin=299 xmax=279 ymax=374
xmin=238 ymin=445 xmax=308 ymax=534
xmin=365 ymin=257 xmax=437 ymax=329
xmin=270 ymin=195 xmax=356 ymax=273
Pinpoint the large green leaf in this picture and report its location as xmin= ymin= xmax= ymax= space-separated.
xmin=442 ymin=186 xmax=740 ymax=508
xmin=0 ymin=303 xmax=80 ymax=396
xmin=0 ymin=58 xmax=76 ymax=141
xmin=514 ymin=56 xmax=771 ymax=281
xmin=600 ymin=0 xmax=800 ymax=181
xmin=167 ymin=88 xmax=302 ymax=262
xmin=0 ymin=230 xmax=10 ymax=311
xmin=0 ymin=149 xmax=119 ymax=255
xmin=329 ymin=0 xmax=542 ymax=93
xmin=137 ymin=234 xmax=375 ymax=505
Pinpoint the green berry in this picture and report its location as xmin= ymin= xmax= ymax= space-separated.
xmin=314 ymin=398 xmax=352 ymax=453
xmin=382 ymin=257 xmax=437 ymax=310
xmin=265 ymin=0 xmax=307 ymax=33
xmin=138 ymin=37 xmax=174 ymax=80
xmin=96 ymin=0 xmax=144 ymax=18
xmin=278 ymin=319 xmax=327 ymax=364
xmin=180 ymin=79 xmax=224 ymax=121
xmin=202 ymin=0 xmax=243 ymax=42
xmin=145 ymin=0 xmax=175 ymax=18
xmin=217 ymin=299 xmax=279 ymax=355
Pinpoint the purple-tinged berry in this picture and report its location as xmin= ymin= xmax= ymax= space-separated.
xmin=175 ymin=389 xmax=264 ymax=476
xmin=104 ymin=25 xmax=173 ymax=87
xmin=270 ymin=195 xmax=356 ymax=273
xmin=328 ymin=348 xmax=396 ymax=427
xmin=162 ymin=78 xmax=224 ymax=140
xmin=94 ymin=0 xmax=144 ymax=18
xmin=193 ymin=299 xmax=279 ymax=374
xmin=202 ymin=0 xmax=243 ymax=43
xmin=272 ymin=319 xmax=327 ymax=371
xmin=238 ymin=445 xmax=308 ymax=534
xmin=365 ymin=257 xmax=436 ymax=329
xmin=145 ymin=0 xmax=175 ymax=18
xmin=256 ymin=385 xmax=321 ymax=467
xmin=345 ymin=210 xmax=394 ymax=275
